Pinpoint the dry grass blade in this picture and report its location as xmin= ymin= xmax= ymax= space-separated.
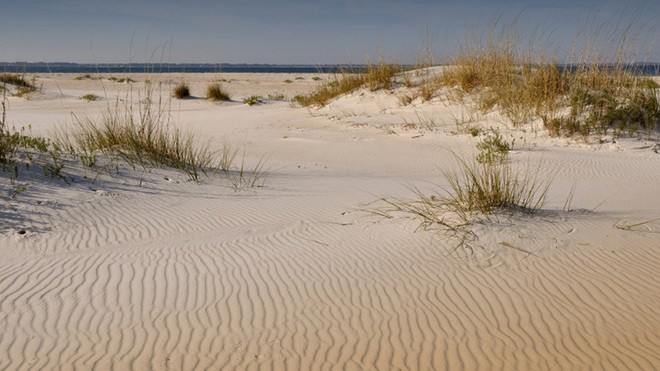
xmin=442 ymin=157 xmax=552 ymax=221
xmin=367 ymin=153 xmax=553 ymax=253
xmin=294 ymin=60 xmax=402 ymax=107
xmin=61 ymin=88 xmax=215 ymax=181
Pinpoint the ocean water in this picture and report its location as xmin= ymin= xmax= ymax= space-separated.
xmin=0 ymin=63 xmax=349 ymax=74
xmin=1 ymin=62 xmax=659 ymax=75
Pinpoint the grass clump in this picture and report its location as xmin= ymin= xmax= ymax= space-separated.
xmin=80 ymin=94 xmax=100 ymax=102
xmin=65 ymin=89 xmax=213 ymax=181
xmin=268 ymin=93 xmax=286 ymax=101
xmin=294 ymin=62 xmax=402 ymax=107
xmin=441 ymin=157 xmax=550 ymax=220
xmin=1 ymin=90 xmax=67 ymax=183
xmin=206 ymin=83 xmax=230 ymax=101
xmin=433 ymin=15 xmax=659 ymax=138
xmin=0 ymin=74 xmax=38 ymax=97
xmin=75 ymin=74 xmax=99 ymax=81
xmin=172 ymin=83 xmax=191 ymax=99
xmin=0 ymin=74 xmax=34 ymax=88
xmin=108 ymin=76 xmax=134 ymax=83
xmin=371 ymin=141 xmax=552 ymax=251
xmin=243 ymin=95 xmax=263 ymax=106
xmin=476 ymin=129 xmax=511 ymax=165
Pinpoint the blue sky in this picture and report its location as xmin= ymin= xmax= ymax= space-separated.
xmin=0 ymin=0 xmax=657 ymax=63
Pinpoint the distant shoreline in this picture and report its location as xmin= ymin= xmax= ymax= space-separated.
xmin=1 ymin=62 xmax=659 ymax=75
xmin=0 ymin=63 xmax=353 ymax=74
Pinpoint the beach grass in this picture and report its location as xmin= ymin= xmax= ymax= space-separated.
xmin=0 ymin=73 xmax=39 ymax=97
xmin=206 ymin=83 xmax=230 ymax=101
xmin=63 ymin=88 xmax=214 ymax=181
xmin=173 ymin=83 xmax=191 ymax=99
xmin=80 ymin=94 xmax=100 ymax=102
xmin=294 ymin=61 xmax=403 ymax=107
xmin=371 ymin=151 xmax=552 ymax=252
xmin=435 ymin=20 xmax=659 ymax=137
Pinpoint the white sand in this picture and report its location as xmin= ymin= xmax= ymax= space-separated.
xmin=1 ymin=72 xmax=659 ymax=369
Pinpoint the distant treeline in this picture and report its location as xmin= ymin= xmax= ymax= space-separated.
xmin=0 ymin=63 xmax=357 ymax=74
xmin=1 ymin=62 xmax=658 ymax=75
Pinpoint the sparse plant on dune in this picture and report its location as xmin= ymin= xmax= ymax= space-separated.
xmin=108 ymin=76 xmax=134 ymax=83
xmin=206 ymin=83 xmax=230 ymax=101
xmin=363 ymin=60 xmax=402 ymax=91
xmin=268 ymin=93 xmax=286 ymax=101
xmin=370 ymin=144 xmax=552 ymax=251
xmin=62 ymin=87 xmax=214 ymax=181
xmin=80 ymin=94 xmax=100 ymax=102
xmin=0 ymin=73 xmax=39 ymax=97
xmin=173 ymin=83 xmax=191 ymax=99
xmin=243 ymin=95 xmax=263 ymax=106
xmin=294 ymin=60 xmax=403 ymax=107
xmin=437 ymin=17 xmax=659 ymax=137
xmin=476 ymin=129 xmax=510 ymax=165
xmin=227 ymin=151 xmax=270 ymax=190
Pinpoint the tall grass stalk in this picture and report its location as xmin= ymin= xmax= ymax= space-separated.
xmin=370 ymin=154 xmax=553 ymax=251
xmin=63 ymin=86 xmax=214 ymax=181
xmin=438 ymin=16 xmax=659 ymax=136
xmin=295 ymin=61 xmax=402 ymax=107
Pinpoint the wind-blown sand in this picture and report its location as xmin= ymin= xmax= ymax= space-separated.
xmin=1 ymin=73 xmax=659 ymax=369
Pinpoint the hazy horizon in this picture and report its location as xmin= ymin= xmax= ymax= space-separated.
xmin=1 ymin=1 xmax=658 ymax=64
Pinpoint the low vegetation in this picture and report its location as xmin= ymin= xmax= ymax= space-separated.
xmin=0 ymin=73 xmax=39 ymax=97
xmin=294 ymin=62 xmax=403 ymax=107
xmin=107 ymin=76 xmax=134 ymax=83
xmin=64 ymin=91 xmax=213 ymax=180
xmin=2 ymin=77 xmax=270 ymax=192
xmin=80 ymin=94 xmax=100 ymax=102
xmin=1 ymin=90 xmax=67 ymax=184
xmin=75 ymin=74 xmax=100 ymax=81
xmin=206 ymin=83 xmax=230 ymax=101
xmin=173 ymin=83 xmax=191 ymax=99
xmin=372 ymin=137 xmax=551 ymax=251
xmin=434 ymin=22 xmax=660 ymax=138
xmin=243 ymin=95 xmax=263 ymax=106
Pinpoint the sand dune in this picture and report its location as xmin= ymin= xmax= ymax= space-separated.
xmin=1 ymin=73 xmax=659 ymax=369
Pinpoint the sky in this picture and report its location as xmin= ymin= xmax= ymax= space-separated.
xmin=0 ymin=0 xmax=658 ymax=64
